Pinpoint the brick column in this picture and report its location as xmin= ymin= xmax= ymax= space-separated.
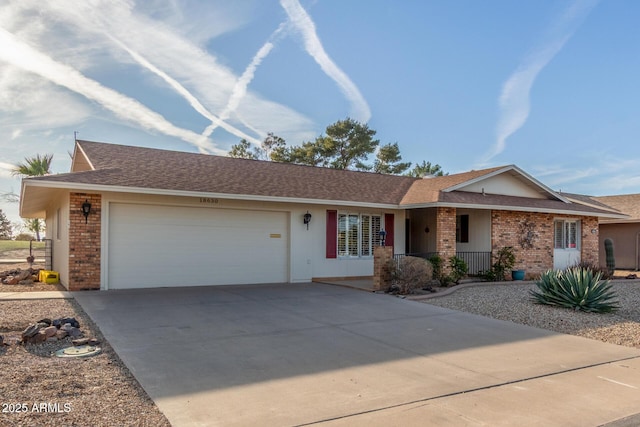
xmin=581 ymin=216 xmax=599 ymax=266
xmin=68 ymin=193 xmax=101 ymax=291
xmin=373 ymin=246 xmax=393 ymax=291
xmin=435 ymin=207 xmax=456 ymax=274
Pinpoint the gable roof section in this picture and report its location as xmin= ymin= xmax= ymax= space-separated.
xmin=19 ymin=140 xmax=627 ymax=219
xmin=28 ymin=140 xmax=417 ymax=206
xmin=400 ymin=165 xmax=568 ymax=205
xmin=591 ymin=194 xmax=640 ymax=223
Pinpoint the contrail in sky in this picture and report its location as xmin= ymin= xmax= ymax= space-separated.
xmin=280 ymin=0 xmax=371 ymax=122
xmin=482 ymin=0 xmax=599 ymax=163
xmin=108 ymin=36 xmax=260 ymax=148
xmin=202 ymin=23 xmax=287 ymax=140
xmin=0 ymin=27 xmax=217 ymax=153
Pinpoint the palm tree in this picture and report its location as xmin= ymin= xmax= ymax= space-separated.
xmin=12 ymin=154 xmax=53 ymax=240
xmin=11 ymin=153 xmax=53 ymax=177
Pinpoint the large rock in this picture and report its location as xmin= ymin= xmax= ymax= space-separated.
xmin=53 ymin=317 xmax=80 ymax=329
xmin=31 ymin=331 xmax=46 ymax=344
xmin=61 ymin=324 xmax=82 ymax=338
xmin=55 ymin=330 xmax=68 ymax=340
xmin=16 ymin=269 xmax=32 ymax=281
xmin=22 ymin=324 xmax=40 ymax=339
xmin=43 ymin=326 xmax=57 ymax=338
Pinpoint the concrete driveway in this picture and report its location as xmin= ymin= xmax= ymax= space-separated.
xmin=74 ymin=283 xmax=640 ymax=427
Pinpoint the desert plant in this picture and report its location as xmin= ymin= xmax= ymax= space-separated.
xmin=481 ymin=246 xmax=516 ymax=281
xmin=529 ymin=267 xmax=619 ymax=313
xmin=447 ymin=256 xmax=468 ymax=285
xmin=604 ymin=238 xmax=615 ymax=275
xmin=388 ymin=256 xmax=433 ymax=294
xmin=571 ymin=260 xmax=612 ymax=280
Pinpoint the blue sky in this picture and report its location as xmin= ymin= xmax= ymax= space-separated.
xmin=1 ymin=0 xmax=639 ymax=225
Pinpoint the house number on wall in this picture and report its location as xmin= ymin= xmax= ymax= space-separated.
xmin=199 ymin=198 xmax=219 ymax=204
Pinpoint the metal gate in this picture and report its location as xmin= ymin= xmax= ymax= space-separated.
xmin=30 ymin=239 xmax=53 ymax=270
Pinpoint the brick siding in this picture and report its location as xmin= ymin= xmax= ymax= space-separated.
xmin=491 ymin=210 xmax=598 ymax=279
xmin=436 ymin=207 xmax=456 ymax=274
xmin=68 ymin=193 xmax=101 ymax=290
xmin=373 ymin=246 xmax=393 ymax=291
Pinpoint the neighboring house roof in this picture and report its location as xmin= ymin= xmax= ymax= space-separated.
xmin=19 ymin=140 xmax=628 ymax=219
xmin=591 ymin=194 xmax=640 ymax=223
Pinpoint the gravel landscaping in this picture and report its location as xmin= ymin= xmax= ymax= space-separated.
xmin=2 ymin=255 xmax=640 ymax=426
xmin=418 ymin=279 xmax=640 ymax=349
xmin=0 ymin=297 xmax=171 ymax=427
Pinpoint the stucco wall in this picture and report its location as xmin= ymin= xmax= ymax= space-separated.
xmin=599 ymin=223 xmax=640 ymax=270
xmin=97 ymin=192 xmax=404 ymax=286
xmin=46 ymin=194 xmax=70 ymax=287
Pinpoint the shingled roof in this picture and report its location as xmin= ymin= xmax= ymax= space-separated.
xmin=19 ymin=140 xmax=627 ymax=219
xmin=47 ymin=140 xmax=417 ymax=205
xmin=592 ymin=194 xmax=640 ymax=222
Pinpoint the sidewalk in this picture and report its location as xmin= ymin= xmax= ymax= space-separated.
xmin=0 ymin=291 xmax=73 ymax=300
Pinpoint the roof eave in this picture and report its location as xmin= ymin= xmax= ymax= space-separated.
xmin=20 ymin=179 xmax=403 ymax=211
xmin=444 ymin=165 xmax=570 ymax=203
xmin=400 ymin=201 xmax=627 ymax=219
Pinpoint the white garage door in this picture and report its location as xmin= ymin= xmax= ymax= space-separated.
xmin=107 ymin=203 xmax=288 ymax=289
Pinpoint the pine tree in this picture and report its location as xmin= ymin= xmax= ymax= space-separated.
xmin=0 ymin=209 xmax=13 ymax=240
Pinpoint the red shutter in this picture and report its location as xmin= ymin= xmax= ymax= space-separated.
xmin=385 ymin=214 xmax=395 ymax=248
xmin=326 ymin=210 xmax=337 ymax=258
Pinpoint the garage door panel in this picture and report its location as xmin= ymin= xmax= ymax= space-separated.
xmin=108 ymin=204 xmax=288 ymax=289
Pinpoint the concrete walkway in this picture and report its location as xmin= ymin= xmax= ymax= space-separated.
xmin=0 ymin=291 xmax=72 ymax=300
xmin=73 ymin=283 xmax=640 ymax=427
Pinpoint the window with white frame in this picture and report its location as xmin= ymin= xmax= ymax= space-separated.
xmin=338 ymin=213 xmax=381 ymax=257
xmin=554 ymin=219 xmax=580 ymax=249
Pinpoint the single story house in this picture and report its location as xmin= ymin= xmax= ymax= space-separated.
xmin=19 ymin=140 xmax=626 ymax=290
xmin=591 ymin=194 xmax=640 ymax=270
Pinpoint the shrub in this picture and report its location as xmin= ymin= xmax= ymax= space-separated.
xmin=428 ymin=255 xmax=443 ymax=282
xmin=14 ymin=233 xmax=35 ymax=241
xmin=480 ymin=246 xmax=516 ymax=281
xmin=447 ymin=256 xmax=468 ymax=285
xmin=529 ymin=267 xmax=619 ymax=313
xmin=388 ymin=256 xmax=433 ymax=294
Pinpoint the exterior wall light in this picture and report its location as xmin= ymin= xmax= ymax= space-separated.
xmin=82 ymin=199 xmax=92 ymax=223
xmin=303 ymin=211 xmax=312 ymax=230
xmin=379 ymin=229 xmax=387 ymax=246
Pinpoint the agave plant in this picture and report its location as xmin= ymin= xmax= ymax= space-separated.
xmin=529 ymin=267 xmax=619 ymax=313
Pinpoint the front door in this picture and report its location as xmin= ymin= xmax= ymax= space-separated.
xmin=553 ymin=219 xmax=581 ymax=270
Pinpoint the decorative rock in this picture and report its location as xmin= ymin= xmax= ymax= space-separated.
xmin=72 ymin=338 xmax=90 ymax=346
xmin=38 ymin=318 xmax=52 ymax=326
xmin=22 ymin=324 xmax=40 ymax=339
xmin=61 ymin=324 xmax=82 ymax=338
xmin=55 ymin=330 xmax=68 ymax=340
xmin=46 ymin=337 xmax=58 ymax=343
xmin=88 ymin=338 xmax=100 ymax=346
xmin=5 ymin=276 xmax=19 ymax=285
xmin=32 ymin=332 xmax=47 ymax=344
xmin=43 ymin=326 xmax=57 ymax=338
xmin=53 ymin=317 xmax=80 ymax=329
xmin=16 ymin=270 xmax=32 ymax=281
